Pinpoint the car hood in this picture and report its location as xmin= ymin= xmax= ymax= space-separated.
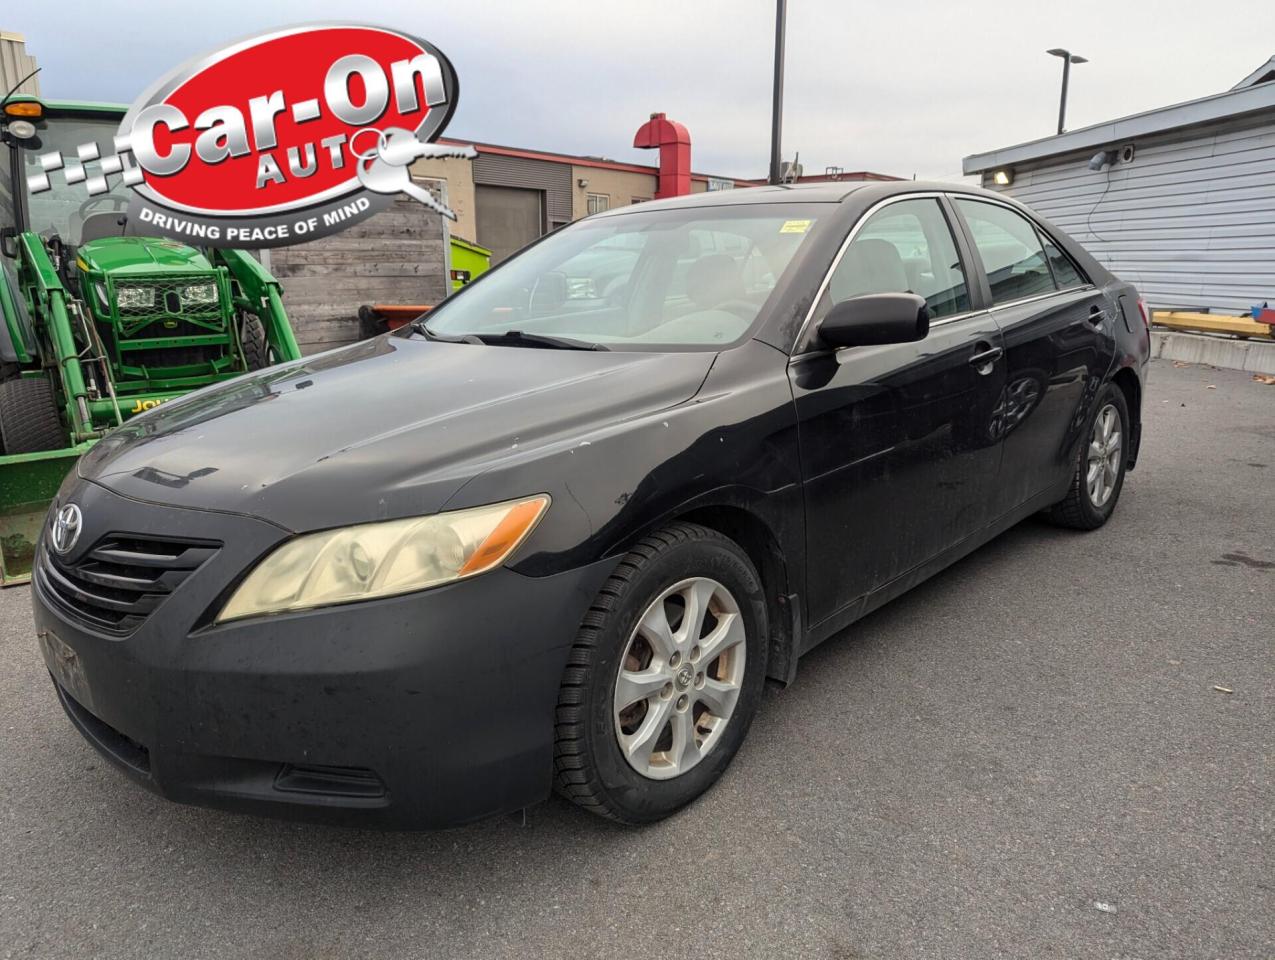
xmin=77 ymin=235 xmax=213 ymax=274
xmin=78 ymin=335 xmax=714 ymax=532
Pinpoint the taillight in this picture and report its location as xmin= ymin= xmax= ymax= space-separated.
xmin=1136 ymin=298 xmax=1150 ymax=331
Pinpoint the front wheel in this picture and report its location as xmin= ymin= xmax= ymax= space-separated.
xmin=1045 ymin=382 xmax=1131 ymax=530
xmin=553 ymin=523 xmax=768 ymax=824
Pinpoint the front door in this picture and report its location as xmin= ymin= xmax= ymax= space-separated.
xmin=790 ymin=196 xmax=1007 ymax=629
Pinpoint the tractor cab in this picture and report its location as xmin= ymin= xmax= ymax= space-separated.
xmin=0 ymin=97 xmax=301 ymax=584
xmin=2 ymin=99 xmax=284 ymax=409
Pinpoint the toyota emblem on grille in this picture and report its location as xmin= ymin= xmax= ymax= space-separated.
xmin=50 ymin=503 xmax=83 ymax=555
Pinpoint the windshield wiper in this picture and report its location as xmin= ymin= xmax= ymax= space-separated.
xmin=411 ymin=322 xmax=606 ymax=351
xmin=471 ymin=330 xmax=610 ymax=351
xmin=412 ymin=320 xmax=482 ymax=344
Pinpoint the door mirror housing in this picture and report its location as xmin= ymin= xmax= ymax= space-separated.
xmin=818 ymin=293 xmax=930 ymax=348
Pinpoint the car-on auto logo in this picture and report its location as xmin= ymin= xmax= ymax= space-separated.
xmin=25 ymin=23 xmax=473 ymax=248
xmin=50 ymin=503 xmax=83 ymax=556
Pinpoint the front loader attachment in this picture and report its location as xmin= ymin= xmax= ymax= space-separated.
xmin=0 ymin=445 xmax=90 ymax=586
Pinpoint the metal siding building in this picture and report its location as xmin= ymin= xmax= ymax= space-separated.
xmin=0 ymin=31 xmax=40 ymax=97
xmin=963 ymin=61 xmax=1275 ymax=315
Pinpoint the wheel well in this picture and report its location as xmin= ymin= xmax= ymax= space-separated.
xmin=673 ymin=504 xmax=797 ymax=684
xmin=1111 ymin=367 xmax=1142 ymax=468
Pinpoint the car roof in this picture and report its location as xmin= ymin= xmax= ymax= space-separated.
xmin=591 ymin=180 xmax=1008 ymax=217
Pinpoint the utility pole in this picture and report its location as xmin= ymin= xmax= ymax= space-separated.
xmin=768 ymin=0 xmax=787 ymax=184
xmin=1046 ymin=48 xmax=1088 ymax=135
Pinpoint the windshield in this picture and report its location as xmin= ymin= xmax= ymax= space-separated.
xmin=423 ymin=204 xmax=824 ymax=350
xmin=19 ymin=115 xmax=131 ymax=246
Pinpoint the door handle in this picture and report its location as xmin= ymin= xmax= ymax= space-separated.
xmin=1088 ymin=305 xmax=1108 ymax=325
xmin=968 ymin=345 xmax=1003 ymax=370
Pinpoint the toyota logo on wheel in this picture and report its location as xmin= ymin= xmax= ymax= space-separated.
xmin=50 ymin=504 xmax=83 ymax=555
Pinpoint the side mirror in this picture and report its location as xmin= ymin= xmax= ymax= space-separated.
xmin=818 ymin=293 xmax=930 ymax=348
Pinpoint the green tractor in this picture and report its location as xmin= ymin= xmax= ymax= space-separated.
xmin=0 ymin=96 xmax=302 ymax=584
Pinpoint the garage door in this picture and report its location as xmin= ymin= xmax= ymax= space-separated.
xmin=475 ymin=185 xmax=544 ymax=264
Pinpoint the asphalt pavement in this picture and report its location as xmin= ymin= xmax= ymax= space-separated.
xmin=1 ymin=357 xmax=1271 ymax=960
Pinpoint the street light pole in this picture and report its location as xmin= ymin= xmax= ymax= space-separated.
xmin=1046 ymin=48 xmax=1088 ymax=135
xmin=768 ymin=0 xmax=787 ymax=185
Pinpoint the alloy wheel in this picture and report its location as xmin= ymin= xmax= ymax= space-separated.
xmin=613 ymin=577 xmax=747 ymax=780
xmin=1086 ymin=403 xmax=1123 ymax=508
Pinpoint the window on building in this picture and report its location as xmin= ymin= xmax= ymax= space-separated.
xmin=587 ymin=193 xmax=610 ymax=215
xmin=631 ymin=197 xmax=650 ymax=205
xmin=955 ymin=199 xmax=1056 ymax=305
xmin=819 ymin=198 xmax=970 ymax=320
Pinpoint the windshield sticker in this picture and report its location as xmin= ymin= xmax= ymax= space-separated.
xmin=779 ymin=219 xmax=812 ymax=234
xmin=24 ymin=24 xmax=469 ymax=248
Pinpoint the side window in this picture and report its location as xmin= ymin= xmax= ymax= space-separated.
xmin=1040 ymin=234 xmax=1085 ymax=289
xmin=824 ymin=198 xmax=970 ymax=319
xmin=955 ymin=199 xmax=1056 ymax=304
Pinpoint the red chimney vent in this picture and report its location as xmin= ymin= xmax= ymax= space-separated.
xmin=633 ymin=112 xmax=691 ymax=199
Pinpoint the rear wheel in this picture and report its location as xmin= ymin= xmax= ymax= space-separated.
xmin=240 ymin=314 xmax=271 ymax=371
xmin=553 ymin=523 xmax=768 ymax=824
xmin=0 ymin=376 xmax=67 ymax=455
xmin=1045 ymin=382 xmax=1130 ymax=530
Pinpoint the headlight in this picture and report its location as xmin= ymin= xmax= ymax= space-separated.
xmin=180 ymin=282 xmax=219 ymax=305
xmin=116 ymin=285 xmax=155 ymax=309
xmin=215 ymin=495 xmax=549 ymax=622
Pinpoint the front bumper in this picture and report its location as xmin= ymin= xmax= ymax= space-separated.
xmin=32 ymin=479 xmax=616 ymax=828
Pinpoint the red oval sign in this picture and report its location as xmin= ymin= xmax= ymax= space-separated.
xmin=123 ymin=24 xmax=457 ymax=216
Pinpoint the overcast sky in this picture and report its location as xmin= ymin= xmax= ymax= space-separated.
xmin=11 ymin=1 xmax=1274 ymax=181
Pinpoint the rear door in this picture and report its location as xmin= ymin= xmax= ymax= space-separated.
xmin=790 ymin=195 xmax=1006 ymax=628
xmin=950 ymin=198 xmax=1116 ymax=513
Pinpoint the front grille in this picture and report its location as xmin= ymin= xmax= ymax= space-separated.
xmin=37 ymin=534 xmax=220 ymax=635
xmin=115 ymin=277 xmax=225 ymax=338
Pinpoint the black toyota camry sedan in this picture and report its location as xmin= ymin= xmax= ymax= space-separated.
xmin=33 ymin=182 xmax=1150 ymax=827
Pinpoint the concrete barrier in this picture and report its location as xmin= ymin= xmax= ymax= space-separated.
xmin=1151 ymin=330 xmax=1275 ymax=376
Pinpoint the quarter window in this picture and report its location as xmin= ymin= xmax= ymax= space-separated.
xmin=1040 ymin=235 xmax=1085 ymax=289
xmin=955 ymin=199 xmax=1057 ymax=304
xmin=820 ymin=198 xmax=970 ymax=320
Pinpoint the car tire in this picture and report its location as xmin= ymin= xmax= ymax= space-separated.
xmin=553 ymin=522 xmax=768 ymax=824
xmin=240 ymin=314 xmax=271 ymax=371
xmin=0 ymin=376 xmax=66 ymax=455
xmin=1045 ymin=382 xmax=1131 ymax=530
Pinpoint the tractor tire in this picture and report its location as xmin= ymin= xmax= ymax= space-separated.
xmin=0 ymin=377 xmax=67 ymax=455
xmin=240 ymin=315 xmax=271 ymax=372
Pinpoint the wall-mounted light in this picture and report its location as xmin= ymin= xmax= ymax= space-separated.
xmin=992 ymin=168 xmax=1014 ymax=187
xmin=577 ymin=178 xmax=589 ymax=188
xmin=1088 ymin=150 xmax=1117 ymax=171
